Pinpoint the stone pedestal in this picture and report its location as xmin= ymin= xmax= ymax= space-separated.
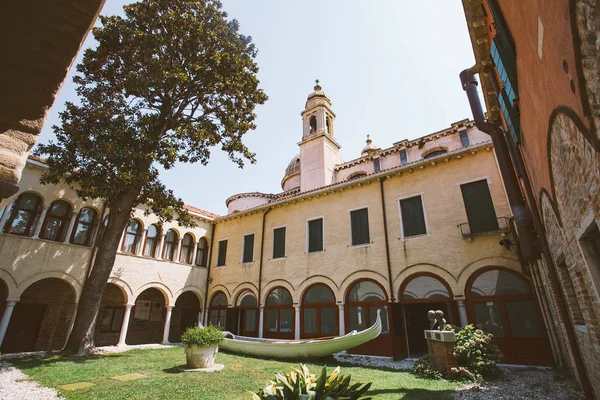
xmin=425 ymin=330 xmax=457 ymax=374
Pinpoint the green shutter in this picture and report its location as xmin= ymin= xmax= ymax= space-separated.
xmin=217 ymin=240 xmax=227 ymax=266
xmin=273 ymin=227 xmax=286 ymax=258
xmin=460 ymin=180 xmax=499 ymax=234
xmin=308 ymin=218 xmax=323 ymax=252
xmin=350 ymin=208 xmax=370 ymax=245
xmin=243 ymin=234 xmax=254 ymax=263
xmin=400 ymin=196 xmax=427 ymax=237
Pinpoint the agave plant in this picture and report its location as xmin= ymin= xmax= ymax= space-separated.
xmin=251 ymin=364 xmax=372 ymax=400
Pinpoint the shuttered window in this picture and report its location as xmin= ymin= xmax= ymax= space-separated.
xmin=308 ymin=218 xmax=323 ymax=253
xmin=399 ymin=196 xmax=427 ymax=237
xmin=460 ymin=180 xmax=499 ymax=234
xmin=217 ymin=239 xmax=228 ymax=266
xmin=273 ymin=227 xmax=286 ymax=259
xmin=400 ymin=149 xmax=408 ymax=165
xmin=350 ymin=208 xmax=370 ymax=245
xmin=242 ymin=234 xmax=254 ymax=263
xmin=459 ymin=129 xmax=470 ymax=147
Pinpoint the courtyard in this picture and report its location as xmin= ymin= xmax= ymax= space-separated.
xmin=0 ymin=346 xmax=584 ymax=400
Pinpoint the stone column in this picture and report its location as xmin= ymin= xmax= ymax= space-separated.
xmin=117 ymin=304 xmax=134 ymax=346
xmin=0 ymin=200 xmax=14 ymax=229
xmin=191 ymin=241 xmax=198 ymax=266
xmin=157 ymin=234 xmax=166 ymax=259
xmin=33 ymin=207 xmax=48 ymax=238
xmin=258 ymin=306 xmax=264 ymax=338
xmin=64 ymin=215 xmax=78 ymax=243
xmin=136 ymin=229 xmax=147 ymax=256
xmin=456 ymin=300 xmax=468 ymax=327
xmin=175 ymin=238 xmax=183 ymax=263
xmin=162 ymin=306 xmax=174 ymax=344
xmin=294 ymin=304 xmax=301 ymax=340
xmin=338 ymin=304 xmax=345 ymax=336
xmin=0 ymin=299 xmax=18 ymax=351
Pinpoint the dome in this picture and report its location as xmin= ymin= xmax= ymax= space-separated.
xmin=361 ymin=135 xmax=379 ymax=156
xmin=281 ymin=154 xmax=301 ymax=191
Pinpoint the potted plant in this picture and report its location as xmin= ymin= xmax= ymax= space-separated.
xmin=181 ymin=325 xmax=226 ymax=369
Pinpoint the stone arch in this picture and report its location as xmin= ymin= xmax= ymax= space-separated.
xmin=174 ymin=286 xmax=204 ymax=308
xmin=107 ymin=277 xmax=133 ymax=305
xmin=540 ymin=190 xmax=567 ymax=260
xmin=16 ymin=271 xmax=82 ymax=300
xmin=261 ymin=279 xmax=296 ymax=304
xmin=398 ymin=272 xmax=454 ymax=301
xmin=393 ymin=263 xmax=457 ymax=297
xmin=0 ymin=269 xmax=18 ymax=299
xmin=132 ymin=282 xmax=172 ymax=306
xmin=339 ymin=270 xmax=391 ymax=302
xmin=297 ymin=275 xmax=340 ymax=302
xmin=231 ymin=282 xmax=258 ymax=305
xmin=208 ymin=285 xmax=231 ymax=305
xmin=455 ymin=257 xmax=521 ymax=297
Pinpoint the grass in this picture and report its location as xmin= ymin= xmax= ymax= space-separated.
xmin=12 ymin=347 xmax=462 ymax=399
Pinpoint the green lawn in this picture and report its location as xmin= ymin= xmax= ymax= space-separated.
xmin=12 ymin=347 xmax=462 ymax=399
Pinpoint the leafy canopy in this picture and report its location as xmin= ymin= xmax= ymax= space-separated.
xmin=36 ymin=0 xmax=267 ymax=223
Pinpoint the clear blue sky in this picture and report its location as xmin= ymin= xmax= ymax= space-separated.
xmin=38 ymin=1 xmax=476 ymax=215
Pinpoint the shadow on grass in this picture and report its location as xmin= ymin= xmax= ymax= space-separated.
xmin=11 ymin=352 xmax=130 ymax=371
xmin=163 ymin=365 xmax=187 ymax=374
xmin=367 ymin=388 xmax=455 ymax=399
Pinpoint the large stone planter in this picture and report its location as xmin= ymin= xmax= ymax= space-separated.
xmin=185 ymin=343 xmax=219 ymax=369
xmin=425 ymin=330 xmax=457 ymax=374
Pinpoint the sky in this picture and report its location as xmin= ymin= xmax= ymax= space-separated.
xmin=38 ymin=0 xmax=477 ymax=216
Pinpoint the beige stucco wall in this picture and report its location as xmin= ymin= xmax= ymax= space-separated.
xmin=209 ymin=145 xmax=519 ymax=307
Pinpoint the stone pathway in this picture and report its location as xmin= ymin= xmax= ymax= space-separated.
xmin=0 ymin=362 xmax=64 ymax=400
xmin=334 ymin=351 xmax=417 ymax=370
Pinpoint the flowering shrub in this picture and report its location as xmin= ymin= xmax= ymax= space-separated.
xmin=412 ymin=355 xmax=443 ymax=380
xmin=450 ymin=324 xmax=500 ymax=382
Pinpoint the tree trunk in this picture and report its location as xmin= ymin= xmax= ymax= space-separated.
xmin=64 ymin=190 xmax=139 ymax=355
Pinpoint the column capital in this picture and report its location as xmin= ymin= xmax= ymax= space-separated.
xmin=125 ymin=304 xmax=135 ymax=309
xmin=5 ymin=299 xmax=19 ymax=307
xmin=166 ymin=305 xmax=175 ymax=310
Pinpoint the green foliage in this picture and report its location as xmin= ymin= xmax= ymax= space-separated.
xmin=450 ymin=325 xmax=500 ymax=382
xmin=36 ymin=0 xmax=268 ymax=223
xmin=412 ymin=356 xmax=443 ymax=380
xmin=181 ymin=325 xmax=225 ymax=347
xmin=251 ymin=364 xmax=372 ymax=400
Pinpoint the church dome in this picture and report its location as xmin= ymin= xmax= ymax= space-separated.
xmin=281 ymin=154 xmax=301 ymax=191
xmin=361 ymin=135 xmax=379 ymax=156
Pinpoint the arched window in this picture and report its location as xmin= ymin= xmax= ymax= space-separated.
xmin=467 ymin=268 xmax=549 ymax=365
xmin=121 ymin=219 xmax=142 ymax=254
xmin=40 ymin=200 xmax=72 ymax=242
xmin=264 ymin=287 xmax=294 ymax=339
xmin=401 ymin=275 xmax=451 ymax=300
xmin=209 ymin=292 xmax=228 ymax=327
xmin=348 ymin=172 xmax=367 ymax=181
xmin=162 ymin=229 xmax=178 ymax=261
xmin=423 ymin=149 xmax=448 ymax=159
xmin=70 ymin=207 xmax=98 ymax=246
xmin=3 ymin=192 xmax=43 ymax=236
xmin=309 ymin=115 xmax=317 ymax=132
xmin=301 ymin=284 xmax=337 ymax=338
xmin=179 ymin=233 xmax=194 ymax=264
xmin=326 ymin=116 xmax=332 ymax=134
xmin=195 ymin=237 xmax=208 ymax=267
xmin=143 ymin=224 xmax=161 ymax=258
xmin=236 ymin=291 xmax=258 ymax=336
xmin=346 ymin=280 xmax=389 ymax=334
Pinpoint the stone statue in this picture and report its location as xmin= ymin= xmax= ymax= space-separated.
xmin=427 ymin=309 xmax=447 ymax=331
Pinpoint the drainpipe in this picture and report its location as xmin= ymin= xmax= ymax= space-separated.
xmin=378 ymin=178 xmax=395 ymax=301
xmin=257 ymin=208 xmax=272 ymax=309
xmin=203 ymin=220 xmax=216 ymax=324
xmin=460 ymin=69 xmax=540 ymax=261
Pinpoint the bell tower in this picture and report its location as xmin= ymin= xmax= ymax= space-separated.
xmin=298 ymin=81 xmax=342 ymax=192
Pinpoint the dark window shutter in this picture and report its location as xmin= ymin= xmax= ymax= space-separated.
xmin=400 ymin=149 xmax=408 ymax=165
xmin=273 ymin=227 xmax=286 ymax=258
xmin=400 ymin=196 xmax=427 ymax=237
xmin=373 ymin=158 xmax=381 ymax=172
xmin=459 ymin=130 xmax=470 ymax=147
xmin=460 ymin=180 xmax=499 ymax=234
xmin=350 ymin=208 xmax=370 ymax=245
xmin=217 ymin=240 xmax=228 ymax=266
xmin=243 ymin=234 xmax=254 ymax=263
xmin=308 ymin=218 xmax=323 ymax=252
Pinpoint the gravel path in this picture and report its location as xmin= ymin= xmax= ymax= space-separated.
xmin=454 ymin=367 xmax=584 ymax=400
xmin=0 ymin=362 xmax=64 ymax=400
xmin=334 ymin=352 xmax=416 ymax=370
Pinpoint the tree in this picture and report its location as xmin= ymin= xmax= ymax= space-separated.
xmin=36 ymin=0 xmax=267 ymax=355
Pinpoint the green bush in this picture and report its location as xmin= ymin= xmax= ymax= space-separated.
xmin=250 ymin=364 xmax=372 ymax=400
xmin=180 ymin=325 xmax=225 ymax=347
xmin=450 ymin=324 xmax=500 ymax=382
xmin=412 ymin=355 xmax=443 ymax=380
